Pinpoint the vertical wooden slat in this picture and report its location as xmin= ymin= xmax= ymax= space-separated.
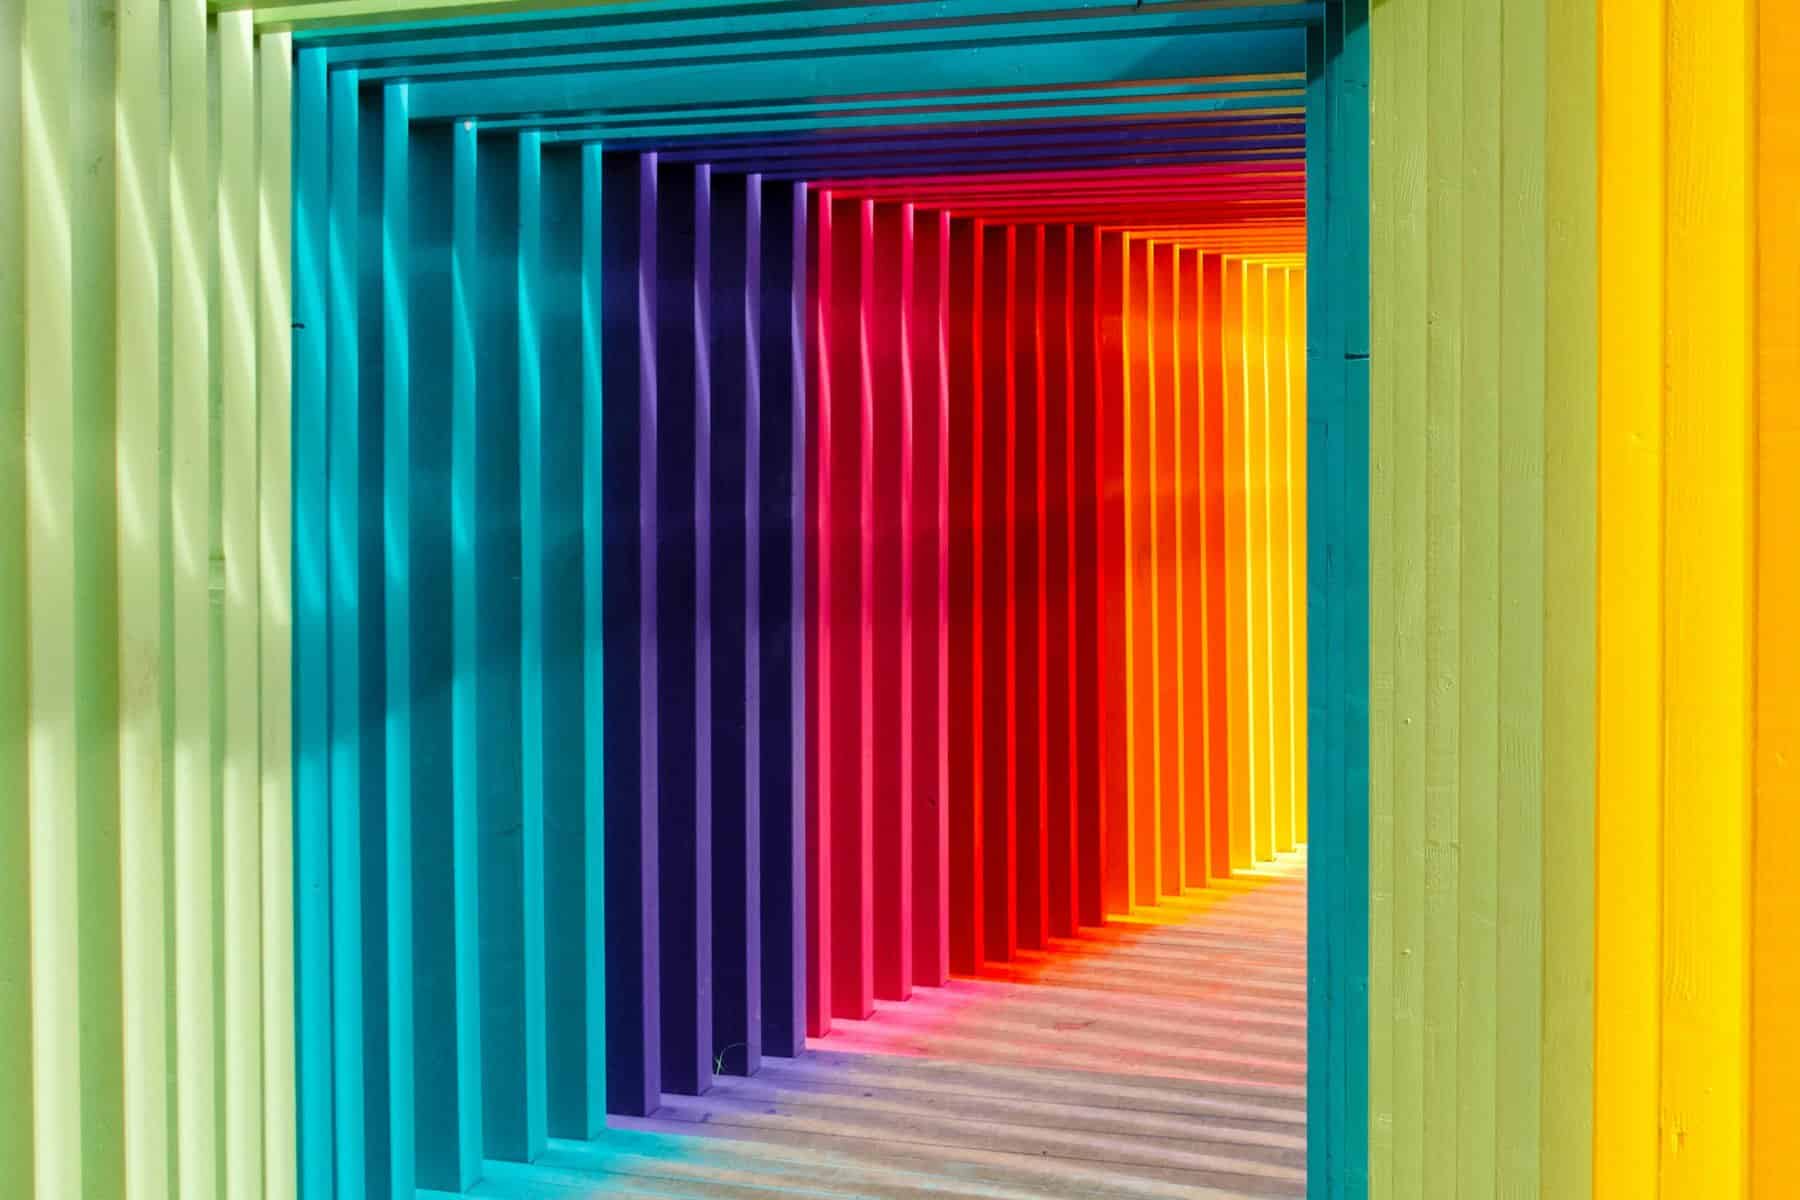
xmin=1661 ymin=0 xmax=1752 ymax=1191
xmin=1541 ymin=0 xmax=1598 ymax=1189
xmin=979 ymin=222 xmax=1018 ymax=959
xmin=1497 ymin=0 xmax=1548 ymax=1190
xmin=1176 ymin=248 xmax=1210 ymax=886
xmin=257 ymin=32 xmax=298 ymax=1200
xmin=538 ymin=140 xmax=602 ymax=1127
xmin=0 ymin=0 xmax=30 ymax=1180
xmin=1243 ymin=260 xmax=1273 ymax=867
xmin=818 ymin=194 xmax=873 ymax=1014
xmin=23 ymin=2 xmax=126 ymax=1196
xmin=1200 ymin=253 xmax=1232 ymax=883
xmin=514 ymin=131 xmax=551 ymax=1148
xmin=291 ymin=44 xmax=334 ymax=1199
xmin=1366 ymin=0 xmax=1398 ymax=1188
xmin=1593 ymin=0 xmax=1664 ymax=1191
xmin=1316 ymin=5 xmax=1371 ymax=1195
xmin=1148 ymin=241 xmax=1183 ymax=896
xmin=1455 ymin=0 xmax=1501 ymax=1190
xmin=709 ymin=169 xmax=765 ymax=1071
xmin=579 ymin=142 xmax=611 ymax=1121
xmin=1095 ymin=229 xmax=1131 ymax=917
xmin=1041 ymin=224 xmax=1081 ymax=936
xmin=1220 ymin=256 xmax=1253 ymax=874
xmin=870 ymin=201 xmax=914 ymax=996
xmin=1264 ymin=264 xmax=1294 ymax=858
xmin=1753 ymin=1 xmax=1800 ymax=1189
xmin=1014 ymin=223 xmax=1048 ymax=947
xmin=1287 ymin=265 xmax=1308 ymax=848
xmin=1385 ymin=0 xmax=1430 ymax=1191
xmin=757 ymin=178 xmax=809 ymax=1054
xmin=407 ymin=118 xmax=481 ymax=1187
xmin=655 ymin=159 xmax=716 ymax=1093
xmin=1422 ymin=0 xmax=1464 ymax=1188
xmin=601 ymin=148 xmax=662 ymax=1115
xmin=475 ymin=127 xmax=540 ymax=1156
xmin=1070 ymin=226 xmax=1106 ymax=928
xmin=377 ymin=80 xmax=417 ymax=1200
xmin=325 ymin=63 xmax=371 ymax=1198
xmin=945 ymin=215 xmax=985 ymax=972
xmin=220 ymin=13 xmax=263 ymax=1198
xmin=1124 ymin=236 xmax=1159 ymax=906
xmin=805 ymin=187 xmax=833 ymax=1031
xmin=115 ymin=1 xmax=172 ymax=1195
xmin=911 ymin=208 xmax=953 ymax=984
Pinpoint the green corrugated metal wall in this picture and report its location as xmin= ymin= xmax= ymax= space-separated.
xmin=0 ymin=4 xmax=295 ymax=1196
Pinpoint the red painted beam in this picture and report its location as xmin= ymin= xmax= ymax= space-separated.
xmin=946 ymin=217 xmax=986 ymax=975
xmin=979 ymin=222 xmax=1018 ymax=964
xmin=1177 ymin=247 xmax=1213 ymax=887
xmin=1040 ymin=224 xmax=1081 ymax=940
xmin=1069 ymin=227 xmax=1107 ymax=929
xmin=1151 ymin=241 xmax=1185 ymax=898
xmin=869 ymin=201 xmax=914 ymax=1001
xmin=805 ymin=190 xmax=833 ymax=1036
xmin=1013 ymin=224 xmax=1049 ymax=951
xmin=1095 ymin=229 xmax=1132 ymax=919
xmin=1125 ymin=237 xmax=1159 ymax=910
xmin=911 ymin=209 xmax=952 ymax=988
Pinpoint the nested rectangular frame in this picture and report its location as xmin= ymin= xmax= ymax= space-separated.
xmin=286 ymin=0 xmax=1368 ymax=1196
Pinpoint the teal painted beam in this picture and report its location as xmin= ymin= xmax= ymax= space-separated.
xmin=292 ymin=43 xmax=335 ymax=1200
xmin=347 ymin=9 xmax=1314 ymax=83
xmin=578 ymin=142 xmax=610 ymax=1140
xmin=379 ymin=80 xmax=420 ymax=1200
xmin=288 ymin=0 xmax=1323 ymax=46
xmin=402 ymin=31 xmax=1304 ymax=120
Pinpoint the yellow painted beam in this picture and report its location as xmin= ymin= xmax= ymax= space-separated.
xmin=1244 ymin=261 xmax=1274 ymax=865
xmin=1660 ymin=0 xmax=1753 ymax=1192
xmin=1287 ymin=266 xmax=1307 ymax=846
xmin=1265 ymin=265 xmax=1295 ymax=856
xmin=1594 ymin=0 xmax=1665 ymax=1193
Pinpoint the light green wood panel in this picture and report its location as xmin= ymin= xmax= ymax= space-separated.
xmin=3 ymin=9 xmax=296 ymax=1196
xmin=24 ymin=1 xmax=128 ymax=1194
xmin=1456 ymin=0 xmax=1502 ymax=1194
xmin=1421 ymin=3 xmax=1464 ymax=1195
xmin=258 ymin=32 xmax=301 ymax=1200
xmin=116 ymin=2 xmax=176 ymax=1197
xmin=173 ymin=6 xmax=227 ymax=1200
xmin=1540 ymin=1 xmax=1598 ymax=1193
xmin=221 ymin=12 xmax=267 ymax=1198
xmin=1383 ymin=0 xmax=1431 ymax=1194
xmin=1497 ymin=0 xmax=1549 ymax=1192
xmin=0 ymin=0 xmax=31 ymax=1186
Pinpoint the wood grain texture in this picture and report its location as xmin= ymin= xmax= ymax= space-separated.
xmin=1595 ymin=0 xmax=1664 ymax=1192
xmin=1754 ymin=2 xmax=1800 ymax=1192
xmin=1 ymin=10 xmax=296 ymax=1197
xmin=1368 ymin=2 xmax=1596 ymax=1196
xmin=1661 ymin=1 xmax=1752 ymax=1191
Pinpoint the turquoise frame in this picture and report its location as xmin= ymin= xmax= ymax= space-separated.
xmin=290 ymin=2 xmax=1370 ymax=1196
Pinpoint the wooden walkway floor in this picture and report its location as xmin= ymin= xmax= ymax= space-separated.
xmin=458 ymin=853 xmax=1306 ymax=1200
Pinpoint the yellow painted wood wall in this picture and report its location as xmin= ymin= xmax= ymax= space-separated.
xmin=0 ymin=4 xmax=297 ymax=1197
xmin=1596 ymin=1 xmax=1799 ymax=1196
